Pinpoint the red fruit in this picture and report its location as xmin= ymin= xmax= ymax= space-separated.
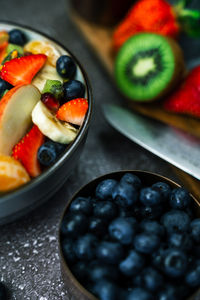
xmin=0 ymin=41 xmax=8 ymax=64
xmin=0 ymin=54 xmax=47 ymax=86
xmin=56 ymin=98 xmax=88 ymax=126
xmin=12 ymin=125 xmax=45 ymax=177
xmin=113 ymin=0 xmax=179 ymax=52
xmin=163 ymin=66 xmax=200 ymax=118
xmin=41 ymin=93 xmax=60 ymax=112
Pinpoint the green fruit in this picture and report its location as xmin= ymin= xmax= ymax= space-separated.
xmin=6 ymin=43 xmax=24 ymax=55
xmin=114 ymin=33 xmax=185 ymax=102
xmin=42 ymin=79 xmax=63 ymax=99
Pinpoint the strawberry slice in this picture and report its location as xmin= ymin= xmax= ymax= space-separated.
xmin=0 ymin=54 xmax=47 ymax=86
xmin=163 ymin=66 xmax=200 ymax=118
xmin=12 ymin=125 xmax=45 ymax=177
xmin=56 ymin=98 xmax=88 ymax=126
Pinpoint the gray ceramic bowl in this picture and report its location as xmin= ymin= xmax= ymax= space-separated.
xmin=0 ymin=21 xmax=92 ymax=225
xmin=58 ymin=170 xmax=200 ymax=300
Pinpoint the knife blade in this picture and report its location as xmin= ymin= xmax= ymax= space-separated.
xmin=102 ymin=104 xmax=200 ymax=180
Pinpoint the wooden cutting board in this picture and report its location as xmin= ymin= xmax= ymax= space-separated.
xmin=71 ymin=12 xmax=200 ymax=201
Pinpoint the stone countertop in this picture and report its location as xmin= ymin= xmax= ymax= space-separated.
xmin=0 ymin=0 xmax=193 ymax=299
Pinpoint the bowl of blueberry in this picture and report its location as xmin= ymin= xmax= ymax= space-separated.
xmin=59 ymin=170 xmax=200 ymax=300
xmin=0 ymin=21 xmax=92 ymax=224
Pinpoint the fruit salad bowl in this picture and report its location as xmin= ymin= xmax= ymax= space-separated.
xmin=58 ymin=170 xmax=200 ymax=300
xmin=0 ymin=21 xmax=92 ymax=225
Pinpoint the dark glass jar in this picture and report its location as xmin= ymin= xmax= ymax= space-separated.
xmin=70 ymin=0 xmax=134 ymax=26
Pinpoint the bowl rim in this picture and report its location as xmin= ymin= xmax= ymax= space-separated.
xmin=58 ymin=170 xmax=200 ymax=300
xmin=0 ymin=20 xmax=93 ymax=203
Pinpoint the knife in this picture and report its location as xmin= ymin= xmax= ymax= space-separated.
xmin=102 ymin=104 xmax=200 ymax=181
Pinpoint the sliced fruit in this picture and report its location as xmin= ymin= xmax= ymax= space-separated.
xmin=42 ymin=79 xmax=63 ymax=99
xmin=32 ymin=64 xmax=63 ymax=93
xmin=32 ymin=101 xmax=78 ymax=144
xmin=114 ymin=33 xmax=185 ymax=102
xmin=1 ymin=49 xmax=21 ymax=65
xmin=41 ymin=92 xmax=60 ymax=112
xmin=0 ymin=154 xmax=30 ymax=192
xmin=0 ymin=84 xmax=40 ymax=155
xmin=164 ymin=66 xmax=200 ymax=118
xmin=56 ymin=98 xmax=88 ymax=126
xmin=0 ymin=31 xmax=9 ymax=46
xmin=24 ymin=40 xmax=61 ymax=66
xmin=12 ymin=125 xmax=44 ymax=177
xmin=6 ymin=43 xmax=24 ymax=55
xmin=0 ymin=41 xmax=8 ymax=64
xmin=0 ymin=54 xmax=47 ymax=86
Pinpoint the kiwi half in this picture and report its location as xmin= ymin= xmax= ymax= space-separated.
xmin=114 ymin=33 xmax=185 ymax=102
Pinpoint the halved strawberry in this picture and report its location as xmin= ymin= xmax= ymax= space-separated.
xmin=56 ymin=98 xmax=88 ymax=126
xmin=0 ymin=54 xmax=47 ymax=86
xmin=163 ymin=66 xmax=200 ymax=118
xmin=12 ymin=125 xmax=45 ymax=177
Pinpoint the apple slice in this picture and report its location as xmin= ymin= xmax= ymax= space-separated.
xmin=0 ymin=84 xmax=40 ymax=155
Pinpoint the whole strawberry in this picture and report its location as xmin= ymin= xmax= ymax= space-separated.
xmin=113 ymin=0 xmax=200 ymax=52
xmin=163 ymin=66 xmax=200 ymax=118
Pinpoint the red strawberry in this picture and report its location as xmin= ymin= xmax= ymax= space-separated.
xmin=12 ymin=125 xmax=45 ymax=177
xmin=56 ymin=98 xmax=88 ymax=126
xmin=113 ymin=0 xmax=200 ymax=52
xmin=163 ymin=66 xmax=200 ymax=118
xmin=41 ymin=92 xmax=60 ymax=112
xmin=0 ymin=54 xmax=47 ymax=86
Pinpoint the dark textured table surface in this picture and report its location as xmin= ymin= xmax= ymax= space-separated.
xmin=0 ymin=0 xmax=191 ymax=299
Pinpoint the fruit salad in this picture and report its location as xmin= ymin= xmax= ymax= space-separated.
xmin=0 ymin=28 xmax=89 ymax=192
xmin=60 ymin=173 xmax=200 ymax=300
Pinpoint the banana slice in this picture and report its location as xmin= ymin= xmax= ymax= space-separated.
xmin=32 ymin=101 xmax=78 ymax=144
xmin=32 ymin=64 xmax=63 ymax=93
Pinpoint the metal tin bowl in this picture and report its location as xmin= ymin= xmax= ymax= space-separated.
xmin=0 ymin=21 xmax=92 ymax=225
xmin=58 ymin=170 xmax=200 ymax=300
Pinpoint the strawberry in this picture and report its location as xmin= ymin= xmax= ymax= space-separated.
xmin=113 ymin=0 xmax=200 ymax=52
xmin=56 ymin=98 xmax=88 ymax=126
xmin=0 ymin=54 xmax=47 ymax=86
xmin=12 ymin=125 xmax=45 ymax=177
xmin=163 ymin=66 xmax=200 ymax=118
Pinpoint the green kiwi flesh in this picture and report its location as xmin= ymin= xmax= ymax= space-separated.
xmin=114 ymin=33 xmax=185 ymax=102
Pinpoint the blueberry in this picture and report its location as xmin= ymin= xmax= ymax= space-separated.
xmin=140 ymin=187 xmax=162 ymax=207
xmin=185 ymin=267 xmax=200 ymax=287
xmin=126 ymin=288 xmax=153 ymax=300
xmin=118 ymin=208 xmax=134 ymax=218
xmin=0 ymin=78 xmax=12 ymax=97
xmin=140 ymin=220 xmax=165 ymax=237
xmin=0 ymin=282 xmax=7 ymax=300
xmin=94 ymin=201 xmax=117 ymax=220
xmin=161 ymin=210 xmax=191 ymax=234
xmin=163 ymin=249 xmax=188 ymax=278
xmin=120 ymin=173 xmax=142 ymax=190
xmin=95 ymin=179 xmax=118 ymax=200
xmin=71 ymin=261 xmax=89 ymax=283
xmin=61 ymin=238 xmax=76 ymax=264
xmin=168 ymin=233 xmax=193 ymax=252
xmin=119 ymin=250 xmax=145 ymax=276
xmin=61 ymin=213 xmax=88 ymax=237
xmin=170 ymin=188 xmax=191 ymax=210
xmin=137 ymin=267 xmax=164 ymax=292
xmin=109 ymin=217 xmax=137 ymax=245
xmin=74 ymin=233 xmax=98 ymax=260
xmin=190 ymin=218 xmax=200 ymax=243
xmin=152 ymin=245 xmax=166 ymax=269
xmin=133 ymin=233 xmax=160 ymax=254
xmin=63 ymin=80 xmax=85 ymax=101
xmin=89 ymin=261 xmax=119 ymax=282
xmin=93 ymin=279 xmax=119 ymax=300
xmin=112 ymin=183 xmax=138 ymax=207
xmin=9 ymin=29 xmax=27 ymax=46
xmin=56 ymin=55 xmax=76 ymax=79
xmin=152 ymin=182 xmax=171 ymax=200
xmin=158 ymin=284 xmax=178 ymax=300
xmin=69 ymin=196 xmax=93 ymax=215
xmin=37 ymin=141 xmax=60 ymax=166
xmin=140 ymin=205 xmax=163 ymax=220
xmin=89 ymin=217 xmax=107 ymax=236
xmin=96 ymin=241 xmax=124 ymax=264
